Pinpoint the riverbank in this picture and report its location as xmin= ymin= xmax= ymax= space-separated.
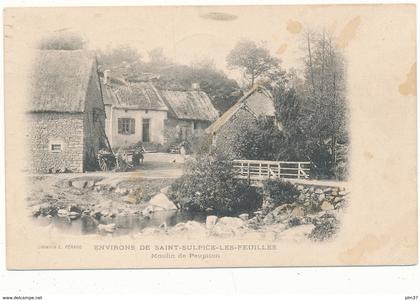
xmin=26 ymin=174 xmax=348 ymax=242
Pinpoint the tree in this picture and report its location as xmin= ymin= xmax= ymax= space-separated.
xmin=38 ymin=31 xmax=85 ymax=50
xmin=226 ymin=39 xmax=282 ymax=88
xmin=97 ymin=45 xmax=142 ymax=78
xmin=148 ymin=47 xmax=170 ymax=65
xmin=302 ymin=31 xmax=348 ymax=179
xmin=272 ymin=85 xmax=309 ymax=161
xmin=140 ymin=58 xmax=241 ymax=113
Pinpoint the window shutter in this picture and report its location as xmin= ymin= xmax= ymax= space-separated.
xmin=130 ymin=119 xmax=135 ymax=134
xmin=118 ymin=119 xmax=123 ymax=134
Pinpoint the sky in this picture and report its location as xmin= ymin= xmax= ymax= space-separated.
xmin=4 ymin=5 xmax=359 ymax=81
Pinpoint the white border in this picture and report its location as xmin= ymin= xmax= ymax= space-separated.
xmin=0 ymin=0 xmax=419 ymax=299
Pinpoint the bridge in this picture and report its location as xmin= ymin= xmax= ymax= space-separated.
xmin=233 ymin=159 xmax=311 ymax=181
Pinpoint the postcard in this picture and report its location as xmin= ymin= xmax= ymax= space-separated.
xmin=4 ymin=4 xmax=417 ymax=269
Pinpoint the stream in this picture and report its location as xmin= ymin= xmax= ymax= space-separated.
xmin=33 ymin=210 xmax=207 ymax=236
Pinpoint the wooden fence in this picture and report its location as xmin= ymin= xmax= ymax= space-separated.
xmin=233 ymin=159 xmax=310 ymax=180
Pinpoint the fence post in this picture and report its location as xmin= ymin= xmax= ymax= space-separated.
xmin=278 ymin=162 xmax=281 ymax=178
xmin=297 ymin=162 xmax=301 ymax=179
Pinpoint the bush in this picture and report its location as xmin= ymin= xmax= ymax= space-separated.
xmin=170 ymin=154 xmax=262 ymax=215
xmin=309 ymin=214 xmax=339 ymax=241
xmin=262 ymin=179 xmax=300 ymax=207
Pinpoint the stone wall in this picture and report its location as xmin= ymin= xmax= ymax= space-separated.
xmin=28 ymin=112 xmax=85 ymax=173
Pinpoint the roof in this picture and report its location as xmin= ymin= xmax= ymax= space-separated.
xmin=100 ymin=81 xmax=120 ymax=105
xmin=30 ymin=50 xmax=96 ymax=113
xmin=111 ymin=82 xmax=168 ymax=111
xmin=206 ymin=85 xmax=274 ymax=134
xmin=160 ymin=90 xmax=219 ymax=122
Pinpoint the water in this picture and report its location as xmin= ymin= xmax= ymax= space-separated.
xmin=33 ymin=210 xmax=207 ymax=236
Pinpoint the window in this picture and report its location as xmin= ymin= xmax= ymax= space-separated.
xmin=118 ymin=118 xmax=135 ymax=135
xmin=142 ymin=119 xmax=150 ymax=142
xmin=50 ymin=143 xmax=62 ymax=153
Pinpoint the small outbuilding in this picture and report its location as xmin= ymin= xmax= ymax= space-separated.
xmin=28 ymin=50 xmax=106 ymax=173
xmin=206 ymin=85 xmax=277 ymax=157
xmin=160 ymin=88 xmax=219 ymax=142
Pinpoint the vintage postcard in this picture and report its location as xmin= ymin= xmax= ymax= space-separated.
xmin=4 ymin=4 xmax=417 ymax=269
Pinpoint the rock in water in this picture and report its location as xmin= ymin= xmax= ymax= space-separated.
xmin=149 ymin=193 xmax=177 ymax=210
xmin=290 ymin=206 xmax=305 ymax=218
xmin=206 ymin=216 xmax=218 ymax=229
xmin=160 ymin=185 xmax=171 ymax=195
xmin=218 ymin=217 xmax=244 ymax=228
xmin=141 ymin=205 xmax=154 ymax=216
xmin=263 ymin=213 xmax=275 ymax=225
xmin=57 ymin=209 xmax=69 ymax=217
xmin=72 ymin=180 xmax=87 ymax=189
xmin=320 ymin=201 xmax=335 ymax=211
xmin=239 ymin=213 xmax=249 ymax=221
xmin=69 ymin=211 xmax=80 ymax=220
xmin=97 ymin=223 xmax=116 ymax=233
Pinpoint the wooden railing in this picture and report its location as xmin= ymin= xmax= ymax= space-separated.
xmin=233 ymin=159 xmax=310 ymax=180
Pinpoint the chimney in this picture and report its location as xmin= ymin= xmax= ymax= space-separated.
xmin=103 ymin=69 xmax=111 ymax=85
xmin=191 ymin=82 xmax=200 ymax=91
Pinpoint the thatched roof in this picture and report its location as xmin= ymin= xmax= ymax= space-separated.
xmin=206 ymin=85 xmax=274 ymax=135
xmin=160 ymin=90 xmax=219 ymax=122
xmin=111 ymin=83 xmax=168 ymax=111
xmin=30 ymin=50 xmax=96 ymax=113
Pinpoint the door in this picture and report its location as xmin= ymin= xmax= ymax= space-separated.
xmin=142 ymin=119 xmax=150 ymax=143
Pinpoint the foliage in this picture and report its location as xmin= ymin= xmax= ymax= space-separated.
xmin=232 ymin=116 xmax=284 ymax=160
xmin=272 ymin=85 xmax=309 ymax=161
xmin=170 ymin=154 xmax=262 ymax=215
xmin=301 ymin=31 xmax=349 ymax=180
xmin=226 ymin=39 xmax=283 ymax=88
xmin=148 ymin=47 xmax=170 ymax=65
xmin=97 ymin=45 xmax=142 ymax=78
xmin=262 ymin=179 xmax=300 ymax=207
xmin=38 ymin=31 xmax=85 ymax=50
xmin=141 ymin=60 xmax=241 ymax=113
xmin=309 ymin=213 xmax=339 ymax=241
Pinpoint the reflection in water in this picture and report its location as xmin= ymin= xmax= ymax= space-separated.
xmin=33 ymin=210 xmax=207 ymax=236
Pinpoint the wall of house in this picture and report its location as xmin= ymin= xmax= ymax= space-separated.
xmin=212 ymin=107 xmax=257 ymax=159
xmin=83 ymin=66 xmax=106 ymax=170
xmin=28 ymin=112 xmax=85 ymax=173
xmin=108 ymin=108 xmax=167 ymax=148
xmin=164 ymin=117 xmax=211 ymax=145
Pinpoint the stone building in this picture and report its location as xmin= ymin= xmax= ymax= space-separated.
xmin=102 ymin=81 xmax=169 ymax=147
xmin=28 ymin=50 xmax=106 ymax=173
xmin=205 ymin=85 xmax=277 ymax=158
xmin=101 ymin=76 xmax=219 ymax=149
xmin=159 ymin=89 xmax=220 ymax=143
